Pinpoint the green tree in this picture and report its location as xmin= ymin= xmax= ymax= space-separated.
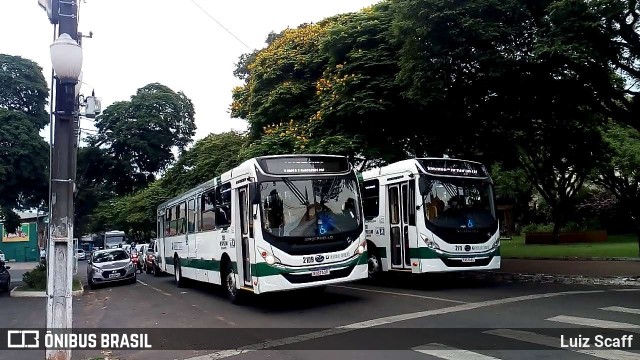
xmin=594 ymin=123 xmax=640 ymax=255
xmin=0 ymin=110 xmax=49 ymax=232
xmin=392 ymin=0 xmax=608 ymax=240
xmin=90 ymin=83 xmax=196 ymax=195
xmin=162 ymin=131 xmax=247 ymax=195
xmin=89 ymin=132 xmax=247 ymax=241
xmin=0 ymin=54 xmax=49 ymax=129
xmin=0 ymin=54 xmax=50 ymax=232
xmin=539 ymin=0 xmax=639 ymax=131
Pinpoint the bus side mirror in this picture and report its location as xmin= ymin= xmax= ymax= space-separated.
xmin=248 ymin=183 xmax=261 ymax=205
xmin=418 ymin=178 xmax=428 ymax=195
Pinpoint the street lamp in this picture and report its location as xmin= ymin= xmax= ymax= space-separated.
xmin=50 ymin=33 xmax=83 ymax=84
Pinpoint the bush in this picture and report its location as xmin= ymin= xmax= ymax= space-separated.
xmin=22 ymin=263 xmax=47 ymax=290
xmin=521 ymin=223 xmax=554 ymax=234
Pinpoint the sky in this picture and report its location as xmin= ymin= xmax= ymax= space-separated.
xmin=0 ymin=0 xmax=381 ymax=145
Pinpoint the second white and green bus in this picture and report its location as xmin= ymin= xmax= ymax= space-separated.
xmin=360 ymin=157 xmax=500 ymax=278
xmin=156 ymin=154 xmax=368 ymax=303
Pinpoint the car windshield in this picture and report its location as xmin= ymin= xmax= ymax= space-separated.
xmin=92 ymin=250 xmax=129 ymax=263
xmin=260 ymin=177 xmax=361 ymax=237
xmin=422 ymin=177 xmax=496 ymax=229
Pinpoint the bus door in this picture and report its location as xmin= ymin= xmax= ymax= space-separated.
xmin=388 ymin=179 xmax=417 ymax=269
xmin=237 ymin=186 xmax=253 ymax=287
xmin=157 ymin=215 xmax=166 ymax=271
xmin=187 ymin=198 xmax=197 ymax=259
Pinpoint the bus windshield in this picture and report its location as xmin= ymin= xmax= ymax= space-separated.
xmin=421 ymin=177 xmax=496 ymax=229
xmin=260 ymin=177 xmax=361 ymax=238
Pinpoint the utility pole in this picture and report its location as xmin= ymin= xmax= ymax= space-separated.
xmin=46 ymin=0 xmax=79 ymax=359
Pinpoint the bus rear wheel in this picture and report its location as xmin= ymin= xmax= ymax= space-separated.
xmin=174 ymin=257 xmax=186 ymax=288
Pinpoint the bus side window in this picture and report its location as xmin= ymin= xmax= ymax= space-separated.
xmin=188 ymin=199 xmax=196 ymax=233
xmin=165 ymin=208 xmax=172 ymax=236
xmin=362 ymin=179 xmax=380 ymax=220
xmin=215 ymin=183 xmax=232 ymax=228
xmin=201 ymin=191 xmax=215 ymax=231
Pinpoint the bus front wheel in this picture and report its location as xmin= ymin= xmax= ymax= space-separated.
xmin=224 ymin=262 xmax=243 ymax=304
xmin=368 ymin=248 xmax=381 ymax=280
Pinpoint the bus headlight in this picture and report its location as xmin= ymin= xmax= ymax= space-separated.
xmin=420 ymin=234 xmax=440 ymax=250
xmin=258 ymin=247 xmax=280 ymax=265
xmin=492 ymin=237 xmax=500 ymax=249
xmin=355 ymin=241 xmax=366 ymax=255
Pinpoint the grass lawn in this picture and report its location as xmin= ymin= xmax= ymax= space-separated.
xmin=501 ymin=234 xmax=639 ymax=258
xmin=20 ymin=278 xmax=83 ymax=292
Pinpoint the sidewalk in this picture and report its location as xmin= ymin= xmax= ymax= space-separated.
xmin=5 ymin=261 xmax=39 ymax=270
xmin=501 ymin=258 xmax=640 ymax=277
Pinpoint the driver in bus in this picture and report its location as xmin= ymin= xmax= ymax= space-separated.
xmin=264 ymin=190 xmax=285 ymax=235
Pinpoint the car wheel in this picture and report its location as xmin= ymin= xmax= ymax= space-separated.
xmin=153 ymin=264 xmax=161 ymax=277
xmin=145 ymin=263 xmax=151 ymax=274
xmin=129 ymin=275 xmax=137 ymax=284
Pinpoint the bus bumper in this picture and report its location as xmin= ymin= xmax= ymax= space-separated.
xmin=254 ymin=260 xmax=368 ymax=294
xmin=415 ymin=255 xmax=501 ymax=273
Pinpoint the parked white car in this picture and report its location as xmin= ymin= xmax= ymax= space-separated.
xmin=76 ymin=249 xmax=86 ymax=261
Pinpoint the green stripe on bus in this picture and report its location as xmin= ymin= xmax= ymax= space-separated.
xmin=408 ymin=247 xmax=499 ymax=259
xmin=167 ymin=253 xmax=367 ymax=278
xmin=377 ymin=247 xmax=387 ymax=258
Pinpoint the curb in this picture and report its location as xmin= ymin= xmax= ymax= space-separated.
xmin=10 ymin=286 xmax=85 ymax=298
xmin=466 ymin=271 xmax=640 ymax=287
xmin=503 ymin=257 xmax=640 ymax=262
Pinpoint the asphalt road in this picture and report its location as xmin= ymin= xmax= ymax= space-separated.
xmin=1 ymin=262 xmax=639 ymax=360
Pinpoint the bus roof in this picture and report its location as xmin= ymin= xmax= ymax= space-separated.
xmin=158 ymin=154 xmax=351 ymax=209
xmin=361 ymin=157 xmax=490 ymax=180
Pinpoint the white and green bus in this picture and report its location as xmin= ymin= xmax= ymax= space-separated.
xmin=360 ymin=157 xmax=500 ymax=278
xmin=156 ymin=154 xmax=368 ymax=303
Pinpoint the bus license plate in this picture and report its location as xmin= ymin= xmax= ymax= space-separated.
xmin=109 ymin=273 xmax=120 ymax=278
xmin=461 ymin=258 xmax=475 ymax=263
xmin=311 ymin=269 xmax=330 ymax=276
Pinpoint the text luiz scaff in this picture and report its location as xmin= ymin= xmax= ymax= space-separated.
xmin=561 ymin=334 xmax=633 ymax=349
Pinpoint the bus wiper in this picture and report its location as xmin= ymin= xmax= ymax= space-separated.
xmin=282 ymin=178 xmax=309 ymax=207
xmin=322 ymin=177 xmax=340 ymax=203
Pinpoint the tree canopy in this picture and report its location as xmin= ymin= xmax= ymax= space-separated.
xmin=0 ymin=54 xmax=49 ymax=233
xmin=89 ymin=83 xmax=196 ymax=195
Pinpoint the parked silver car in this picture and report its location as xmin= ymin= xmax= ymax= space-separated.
xmin=87 ymin=248 xmax=137 ymax=289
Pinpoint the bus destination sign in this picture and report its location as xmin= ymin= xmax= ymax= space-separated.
xmin=258 ymin=156 xmax=350 ymax=175
xmin=419 ymin=159 xmax=488 ymax=178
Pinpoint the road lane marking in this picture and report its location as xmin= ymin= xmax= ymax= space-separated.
xmin=485 ymin=329 xmax=639 ymax=360
xmin=137 ymin=279 xmax=172 ymax=296
xmin=330 ymin=285 xmax=467 ymax=303
xmin=184 ymin=289 xmax=606 ymax=360
xmin=412 ymin=343 xmax=501 ymax=359
xmin=546 ymin=315 xmax=640 ymax=331
xmin=601 ymin=306 xmax=640 ymax=315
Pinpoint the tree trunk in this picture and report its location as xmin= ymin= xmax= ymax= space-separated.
xmin=551 ymin=206 xmax=563 ymax=244
xmin=636 ymin=225 xmax=640 ymax=258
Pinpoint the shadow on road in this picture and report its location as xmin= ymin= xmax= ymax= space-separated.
xmin=355 ymin=271 xmax=505 ymax=291
xmin=165 ymin=274 xmax=365 ymax=313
